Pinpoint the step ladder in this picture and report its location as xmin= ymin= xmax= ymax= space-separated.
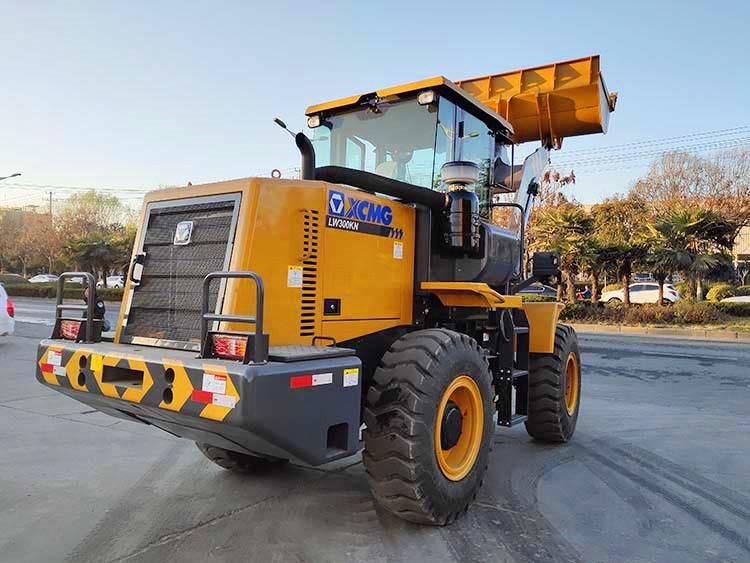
xmin=490 ymin=316 xmax=530 ymax=427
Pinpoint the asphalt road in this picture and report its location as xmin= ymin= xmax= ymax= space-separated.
xmin=2 ymin=312 xmax=750 ymax=562
xmin=11 ymin=296 xmax=120 ymax=329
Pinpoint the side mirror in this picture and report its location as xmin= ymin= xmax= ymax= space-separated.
xmin=531 ymin=252 xmax=560 ymax=285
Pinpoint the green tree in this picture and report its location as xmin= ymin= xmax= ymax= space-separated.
xmin=0 ymin=209 xmax=24 ymax=273
xmin=591 ymin=196 xmax=648 ymax=306
xmin=528 ymin=203 xmax=593 ymax=302
xmin=640 ymin=208 xmax=736 ymax=301
xmin=58 ymin=190 xmax=127 ymax=242
xmin=577 ymin=241 xmax=607 ymax=303
xmin=18 ymin=213 xmax=62 ymax=275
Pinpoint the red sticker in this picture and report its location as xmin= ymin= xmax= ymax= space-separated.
xmin=191 ymin=389 xmax=213 ymax=404
xmin=290 ymin=374 xmax=313 ymax=389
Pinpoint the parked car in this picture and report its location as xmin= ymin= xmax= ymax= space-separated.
xmin=28 ymin=274 xmax=59 ymax=284
xmin=721 ymin=295 xmax=750 ymax=303
xmin=517 ymin=283 xmax=557 ymax=298
xmin=601 ymin=282 xmax=680 ymax=305
xmin=0 ymin=273 xmax=30 ymax=286
xmin=97 ymin=275 xmax=124 ymax=289
xmin=633 ymin=272 xmax=654 ymax=282
xmin=0 ymin=284 xmax=15 ymax=337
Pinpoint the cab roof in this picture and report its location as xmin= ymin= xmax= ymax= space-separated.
xmin=305 ymin=76 xmax=515 ymax=139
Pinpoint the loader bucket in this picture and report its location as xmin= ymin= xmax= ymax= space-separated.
xmin=456 ymin=54 xmax=617 ymax=147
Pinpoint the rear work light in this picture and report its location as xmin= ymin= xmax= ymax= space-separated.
xmin=60 ymin=320 xmax=82 ymax=341
xmin=211 ymin=334 xmax=248 ymax=361
xmin=6 ymin=298 xmax=14 ymax=318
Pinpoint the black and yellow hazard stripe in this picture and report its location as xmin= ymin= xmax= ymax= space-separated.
xmin=37 ymin=345 xmax=241 ymax=423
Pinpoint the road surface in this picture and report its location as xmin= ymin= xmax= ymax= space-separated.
xmin=11 ymin=296 xmax=119 ymax=329
xmin=1 ymin=313 xmax=749 ymax=562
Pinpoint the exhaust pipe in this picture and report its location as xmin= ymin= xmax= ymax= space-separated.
xmin=295 ymin=133 xmax=316 ymax=180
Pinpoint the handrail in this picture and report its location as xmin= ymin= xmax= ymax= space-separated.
xmin=490 ymin=202 xmax=526 ymax=279
xmin=201 ymin=271 xmax=268 ymax=364
xmin=55 ymin=272 xmax=97 ymax=342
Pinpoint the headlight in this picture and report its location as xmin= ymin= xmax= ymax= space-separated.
xmin=417 ymin=90 xmax=436 ymax=105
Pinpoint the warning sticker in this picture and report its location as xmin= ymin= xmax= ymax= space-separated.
xmin=312 ymin=372 xmax=333 ymax=386
xmin=287 ymin=265 xmax=303 ymax=288
xmin=53 ymin=366 xmax=67 ymax=378
xmin=48 ymin=350 xmax=63 ymax=367
xmin=202 ymin=373 xmax=227 ymax=395
xmin=393 ymin=241 xmax=403 ymax=260
xmin=212 ymin=394 xmax=237 ymax=408
xmin=343 ymin=368 xmax=359 ymax=387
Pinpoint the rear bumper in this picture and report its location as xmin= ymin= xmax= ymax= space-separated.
xmin=36 ymin=340 xmax=362 ymax=466
xmin=0 ymin=317 xmax=13 ymax=336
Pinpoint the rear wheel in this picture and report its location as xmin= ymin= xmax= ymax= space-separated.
xmin=525 ymin=325 xmax=581 ymax=442
xmin=196 ymin=443 xmax=287 ymax=473
xmin=363 ymin=329 xmax=494 ymax=525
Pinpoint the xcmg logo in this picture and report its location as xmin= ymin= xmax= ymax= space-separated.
xmin=328 ymin=190 xmax=393 ymax=226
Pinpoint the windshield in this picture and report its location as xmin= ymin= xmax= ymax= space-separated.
xmin=310 ymin=95 xmax=515 ymax=226
xmin=311 ymin=97 xmax=439 ymax=189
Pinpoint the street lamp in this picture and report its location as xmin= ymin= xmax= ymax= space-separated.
xmin=0 ymin=173 xmax=21 ymax=181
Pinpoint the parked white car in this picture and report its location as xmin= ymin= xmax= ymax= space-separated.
xmin=721 ymin=295 xmax=750 ymax=303
xmin=601 ymin=282 xmax=680 ymax=305
xmin=28 ymin=274 xmax=59 ymax=283
xmin=0 ymin=284 xmax=15 ymax=337
xmin=97 ymin=275 xmax=124 ymax=289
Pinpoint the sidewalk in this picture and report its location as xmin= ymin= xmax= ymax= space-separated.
xmin=571 ymin=323 xmax=750 ymax=342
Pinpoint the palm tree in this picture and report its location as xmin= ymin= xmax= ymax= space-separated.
xmin=577 ymin=241 xmax=607 ymax=303
xmin=640 ymin=209 xmax=736 ymax=301
xmin=529 ymin=204 xmax=593 ymax=302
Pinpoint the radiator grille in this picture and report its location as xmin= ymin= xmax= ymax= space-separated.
xmin=300 ymin=209 xmax=319 ymax=337
xmin=124 ymin=197 xmax=238 ymax=344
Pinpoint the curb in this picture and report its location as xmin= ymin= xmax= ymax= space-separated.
xmin=570 ymin=323 xmax=750 ymax=343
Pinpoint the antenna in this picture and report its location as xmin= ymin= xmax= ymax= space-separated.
xmin=273 ymin=118 xmax=296 ymax=139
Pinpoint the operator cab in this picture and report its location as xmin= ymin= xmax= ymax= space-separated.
xmin=306 ymin=78 xmax=536 ymax=288
xmin=306 ymin=78 xmax=522 ymax=224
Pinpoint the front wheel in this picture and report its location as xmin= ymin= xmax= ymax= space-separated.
xmin=525 ymin=325 xmax=581 ymax=442
xmin=363 ymin=329 xmax=494 ymax=525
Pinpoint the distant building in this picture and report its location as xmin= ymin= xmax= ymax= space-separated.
xmin=734 ymin=226 xmax=750 ymax=285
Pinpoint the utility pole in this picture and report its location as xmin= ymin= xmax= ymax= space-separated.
xmin=48 ymin=191 xmax=53 ymax=219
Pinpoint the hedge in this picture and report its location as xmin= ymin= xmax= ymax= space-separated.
xmin=520 ymin=294 xmax=556 ymax=302
xmin=559 ymin=300 xmax=749 ymax=324
xmin=6 ymin=285 xmax=124 ymax=301
xmin=706 ymin=283 xmax=736 ymax=302
xmin=716 ymin=302 xmax=750 ymax=317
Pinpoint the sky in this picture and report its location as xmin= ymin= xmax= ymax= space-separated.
xmin=2 ymin=0 xmax=749 ymax=208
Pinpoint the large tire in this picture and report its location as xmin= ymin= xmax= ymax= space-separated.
xmin=196 ymin=443 xmax=287 ymax=474
xmin=363 ymin=329 xmax=494 ymax=525
xmin=525 ymin=324 xmax=581 ymax=442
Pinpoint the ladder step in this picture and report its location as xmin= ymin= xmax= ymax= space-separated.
xmin=514 ymin=327 xmax=529 ymax=334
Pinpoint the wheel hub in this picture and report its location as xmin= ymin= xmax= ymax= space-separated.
xmin=440 ymin=401 xmax=463 ymax=449
xmin=434 ymin=375 xmax=484 ymax=481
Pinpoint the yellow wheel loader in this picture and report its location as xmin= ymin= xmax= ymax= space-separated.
xmin=36 ymin=55 xmax=616 ymax=525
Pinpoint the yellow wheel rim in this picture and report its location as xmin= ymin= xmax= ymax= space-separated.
xmin=564 ymin=353 xmax=580 ymax=416
xmin=434 ymin=375 xmax=484 ymax=481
